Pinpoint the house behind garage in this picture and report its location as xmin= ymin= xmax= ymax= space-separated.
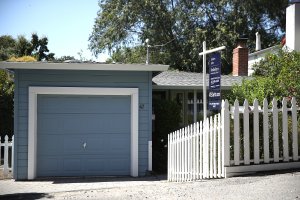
xmin=0 ymin=62 xmax=168 ymax=180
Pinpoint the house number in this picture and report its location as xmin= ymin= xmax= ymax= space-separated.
xmin=83 ymin=142 xmax=87 ymax=149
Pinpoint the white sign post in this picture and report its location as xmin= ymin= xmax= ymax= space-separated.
xmin=199 ymin=41 xmax=226 ymax=119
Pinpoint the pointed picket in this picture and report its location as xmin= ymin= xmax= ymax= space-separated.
xmin=243 ymin=99 xmax=250 ymax=165
xmin=4 ymin=135 xmax=9 ymax=176
xmin=282 ymin=98 xmax=289 ymax=162
xmin=263 ymin=98 xmax=270 ymax=163
xmin=253 ymin=99 xmax=260 ymax=164
xmin=234 ymin=99 xmax=240 ymax=165
xmin=272 ymin=98 xmax=279 ymax=162
xmin=291 ymin=97 xmax=298 ymax=161
xmin=222 ymin=100 xmax=230 ymax=168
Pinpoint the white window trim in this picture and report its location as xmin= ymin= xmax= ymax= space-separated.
xmin=28 ymin=86 xmax=139 ymax=179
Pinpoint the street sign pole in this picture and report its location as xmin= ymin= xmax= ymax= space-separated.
xmin=199 ymin=42 xmax=226 ymax=119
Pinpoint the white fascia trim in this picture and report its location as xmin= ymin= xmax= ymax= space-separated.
xmin=1 ymin=62 xmax=169 ymax=71
xmin=28 ymin=86 xmax=139 ymax=179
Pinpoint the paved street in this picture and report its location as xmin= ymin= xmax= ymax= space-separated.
xmin=0 ymin=170 xmax=299 ymax=200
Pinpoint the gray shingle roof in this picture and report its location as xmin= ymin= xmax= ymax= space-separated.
xmin=152 ymin=70 xmax=250 ymax=89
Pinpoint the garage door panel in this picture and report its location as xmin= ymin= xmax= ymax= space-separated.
xmin=38 ymin=158 xmax=60 ymax=172
xmin=85 ymin=159 xmax=108 ymax=171
xmin=37 ymin=135 xmax=64 ymax=155
xmin=63 ymin=159 xmax=82 ymax=171
xmin=38 ymin=114 xmax=130 ymax=134
xmin=38 ymin=95 xmax=131 ymax=114
xmin=37 ymin=95 xmax=131 ymax=177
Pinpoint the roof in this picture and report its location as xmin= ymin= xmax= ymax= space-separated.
xmin=152 ymin=70 xmax=250 ymax=90
xmin=249 ymin=45 xmax=280 ymax=57
xmin=0 ymin=62 xmax=169 ymax=72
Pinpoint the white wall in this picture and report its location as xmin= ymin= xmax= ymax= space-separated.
xmin=286 ymin=3 xmax=300 ymax=51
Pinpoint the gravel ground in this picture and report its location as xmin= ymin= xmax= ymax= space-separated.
xmin=0 ymin=170 xmax=299 ymax=200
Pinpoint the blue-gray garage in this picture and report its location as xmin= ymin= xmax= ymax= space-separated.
xmin=0 ymin=62 xmax=168 ymax=180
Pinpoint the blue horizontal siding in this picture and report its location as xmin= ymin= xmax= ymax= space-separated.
xmin=14 ymin=69 xmax=152 ymax=180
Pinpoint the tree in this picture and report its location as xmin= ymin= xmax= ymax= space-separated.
xmin=0 ymin=33 xmax=55 ymax=61
xmin=0 ymin=35 xmax=16 ymax=61
xmin=106 ymin=45 xmax=170 ymax=64
xmin=15 ymin=35 xmax=32 ymax=57
xmin=89 ymin=0 xmax=288 ymax=73
xmin=228 ymin=50 xmax=300 ymax=103
xmin=55 ymin=55 xmax=75 ymax=62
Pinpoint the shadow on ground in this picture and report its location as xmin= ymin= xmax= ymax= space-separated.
xmin=16 ymin=174 xmax=167 ymax=184
xmin=238 ymin=168 xmax=300 ymax=177
xmin=0 ymin=193 xmax=53 ymax=200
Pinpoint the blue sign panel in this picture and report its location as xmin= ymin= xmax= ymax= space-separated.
xmin=209 ymin=53 xmax=221 ymax=110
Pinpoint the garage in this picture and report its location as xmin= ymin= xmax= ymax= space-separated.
xmin=36 ymin=95 xmax=131 ymax=177
xmin=0 ymin=62 xmax=168 ymax=180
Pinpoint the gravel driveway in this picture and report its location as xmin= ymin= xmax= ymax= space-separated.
xmin=0 ymin=170 xmax=299 ymax=200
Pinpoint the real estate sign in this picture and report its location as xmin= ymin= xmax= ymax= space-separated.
xmin=208 ymin=52 xmax=221 ymax=110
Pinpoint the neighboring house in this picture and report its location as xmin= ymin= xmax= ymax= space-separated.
xmin=248 ymin=45 xmax=280 ymax=76
xmin=0 ymin=62 xmax=168 ymax=180
xmin=248 ymin=2 xmax=300 ymax=76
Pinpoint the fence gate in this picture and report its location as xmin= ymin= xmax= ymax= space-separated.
xmin=168 ymin=114 xmax=225 ymax=182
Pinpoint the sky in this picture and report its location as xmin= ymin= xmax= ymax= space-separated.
xmin=0 ymin=0 xmax=109 ymax=61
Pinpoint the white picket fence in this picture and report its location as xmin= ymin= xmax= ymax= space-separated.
xmin=168 ymin=97 xmax=300 ymax=182
xmin=226 ymin=97 xmax=300 ymax=170
xmin=0 ymin=135 xmax=14 ymax=176
xmin=168 ymin=114 xmax=224 ymax=181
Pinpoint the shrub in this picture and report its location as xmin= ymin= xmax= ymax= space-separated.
xmin=8 ymin=56 xmax=37 ymax=62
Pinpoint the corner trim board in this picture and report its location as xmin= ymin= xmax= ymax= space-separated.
xmin=28 ymin=86 xmax=139 ymax=179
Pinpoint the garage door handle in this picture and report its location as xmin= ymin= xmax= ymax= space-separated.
xmin=83 ymin=142 xmax=87 ymax=149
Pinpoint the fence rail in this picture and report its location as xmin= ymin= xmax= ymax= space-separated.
xmin=0 ymin=135 xmax=14 ymax=176
xmin=168 ymin=114 xmax=224 ymax=182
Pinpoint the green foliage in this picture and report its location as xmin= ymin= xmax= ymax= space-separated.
xmin=15 ymin=35 xmax=32 ymax=57
xmin=106 ymin=45 xmax=170 ymax=64
xmin=89 ymin=0 xmax=288 ymax=72
xmin=0 ymin=33 xmax=55 ymax=61
xmin=229 ymin=50 xmax=300 ymax=104
xmin=55 ymin=55 xmax=75 ymax=62
xmin=0 ymin=35 xmax=16 ymax=61
xmin=152 ymin=99 xmax=181 ymax=173
xmin=0 ymin=70 xmax=14 ymax=137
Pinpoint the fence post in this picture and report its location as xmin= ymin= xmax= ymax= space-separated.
xmin=243 ymin=99 xmax=250 ymax=165
xmin=196 ymin=122 xmax=199 ymax=179
xmin=168 ymin=134 xmax=170 ymax=181
xmin=282 ymin=98 xmax=289 ymax=162
xmin=0 ymin=136 xmax=1 ymax=166
xmin=217 ymin=114 xmax=222 ymax=178
xmin=210 ymin=116 xmax=213 ymax=178
xmin=253 ymin=99 xmax=260 ymax=164
xmin=292 ymin=97 xmax=298 ymax=161
xmin=199 ymin=121 xmax=203 ymax=179
xmin=221 ymin=100 xmax=230 ymax=176
xmin=4 ymin=135 xmax=9 ymax=176
xmin=213 ymin=115 xmax=217 ymax=178
xmin=263 ymin=98 xmax=270 ymax=163
xmin=272 ymin=98 xmax=279 ymax=162
xmin=12 ymin=135 xmax=14 ymax=173
xmin=234 ymin=100 xmax=240 ymax=165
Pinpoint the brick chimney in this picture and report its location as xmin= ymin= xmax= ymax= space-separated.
xmin=232 ymin=36 xmax=248 ymax=76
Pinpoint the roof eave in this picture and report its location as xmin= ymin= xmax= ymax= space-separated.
xmin=0 ymin=62 xmax=169 ymax=72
